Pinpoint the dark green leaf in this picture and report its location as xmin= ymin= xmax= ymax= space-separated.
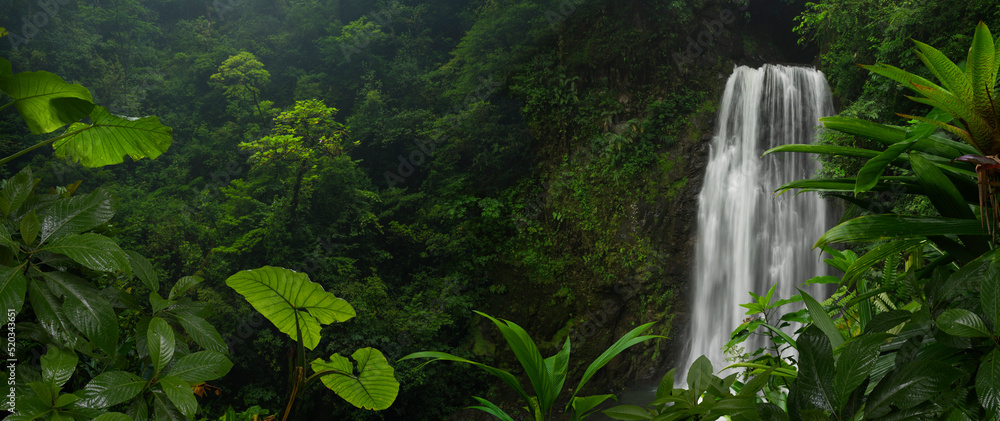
xmin=42 ymin=233 xmax=130 ymax=274
xmin=165 ymin=351 xmax=232 ymax=383
xmin=794 ymin=326 xmax=836 ymax=412
xmin=864 ymin=310 xmax=913 ymax=334
xmin=980 ymin=256 xmax=1000 ymax=333
xmin=147 ymin=317 xmax=175 ymax=375
xmin=158 ymin=376 xmax=196 ymax=419
xmin=168 ymin=276 xmax=202 ymax=300
xmin=172 ymin=311 xmax=227 ymax=354
xmin=468 ymin=397 xmax=516 ymax=421
xmin=977 ymin=349 xmax=1000 ymax=417
xmin=19 ymin=210 xmax=38 ymax=245
xmin=27 ymin=280 xmax=78 ymax=348
xmin=601 ymin=404 xmax=651 ymax=420
xmin=127 ymin=251 xmax=157 ymax=292
xmin=815 ymin=215 xmax=986 ymax=246
xmin=80 ymin=371 xmax=146 ymax=409
xmin=38 ymin=189 xmax=114 ymax=245
xmin=1 ymin=166 xmax=34 ymax=217
xmin=865 ymin=360 xmax=962 ymax=418
xmin=800 ymin=289 xmax=844 ymax=349
xmin=41 ymin=346 xmax=77 ymax=387
xmin=834 ymin=333 xmax=890 ymax=410
xmin=41 ymin=271 xmax=118 ymax=355
xmin=937 ymin=309 xmax=991 ymax=338
xmin=150 ymin=389 xmax=187 ymax=421
xmin=0 ymin=265 xmax=26 ymax=314
xmin=855 ymin=140 xmax=918 ymax=194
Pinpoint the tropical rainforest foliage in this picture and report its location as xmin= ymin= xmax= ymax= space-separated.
xmin=0 ymin=0 xmax=999 ymax=419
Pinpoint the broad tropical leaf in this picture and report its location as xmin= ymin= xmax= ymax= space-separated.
xmin=978 ymin=349 xmax=1000 ymax=418
xmin=468 ymin=397 xmax=516 ymax=421
xmin=311 ymin=348 xmax=399 ymax=410
xmin=937 ymin=309 xmax=991 ymax=338
xmin=168 ymin=276 xmax=202 ymax=300
xmin=225 ymin=266 xmax=355 ymax=350
xmin=833 ymin=333 xmax=890 ymax=410
xmin=158 ymin=376 xmax=197 ymax=418
xmin=127 ymin=251 xmax=158 ymax=292
xmin=864 ymin=360 xmax=962 ymax=418
xmin=0 ymin=265 xmax=26 ymax=314
xmin=793 ymin=326 xmax=836 ymax=412
xmin=172 ymin=311 xmax=228 ymax=354
xmin=147 ymin=317 xmax=175 ymax=375
xmin=53 ymin=106 xmax=172 ymax=167
xmin=38 ymin=188 xmax=114 ymax=245
xmin=80 ymin=371 xmax=146 ymax=409
xmin=166 ymin=350 xmax=233 ymax=383
xmin=40 ymin=346 xmax=77 ymax=387
xmin=573 ymin=321 xmax=660 ymax=400
xmin=41 ymin=271 xmax=118 ymax=355
xmin=400 ymin=350 xmax=534 ymax=408
xmin=815 ymin=215 xmax=986 ymax=246
xmin=0 ymin=71 xmax=94 ymax=134
xmin=42 ymin=233 xmax=130 ymax=274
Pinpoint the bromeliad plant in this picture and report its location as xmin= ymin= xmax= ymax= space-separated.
xmin=401 ymin=311 xmax=660 ymax=421
xmin=224 ymin=266 xmax=399 ymax=420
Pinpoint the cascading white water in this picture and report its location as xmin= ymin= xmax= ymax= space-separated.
xmin=682 ymin=64 xmax=835 ymax=377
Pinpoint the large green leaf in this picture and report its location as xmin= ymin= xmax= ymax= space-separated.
xmin=126 ymin=251 xmax=158 ymax=292
xmin=53 ymin=106 xmax=172 ymax=167
xmin=165 ymin=350 xmax=232 ymax=383
xmin=571 ymin=394 xmax=617 ymax=420
xmin=38 ymin=189 xmax=114 ymax=245
xmin=0 ymin=265 xmax=26 ymax=314
xmin=793 ymin=326 xmax=836 ymax=412
xmin=150 ymin=389 xmax=187 ymax=421
xmin=474 ymin=311 xmax=552 ymax=412
xmin=168 ymin=276 xmax=202 ymax=300
xmin=978 ymin=349 xmax=1000 ymax=418
xmin=172 ymin=311 xmax=227 ymax=354
xmin=42 ymin=233 xmax=130 ymax=274
xmin=815 ymin=215 xmax=986 ymax=246
xmin=0 ymin=166 xmax=34 ymax=218
xmin=833 ymin=333 xmax=890 ymax=411
xmin=158 ymin=375 xmax=197 ymax=419
xmin=601 ymin=404 xmax=652 ymax=420
xmin=40 ymin=346 xmax=77 ymax=387
xmin=686 ymin=355 xmax=715 ymax=398
xmin=400 ymin=350 xmax=534 ymax=408
xmin=28 ymin=280 xmax=79 ymax=348
xmin=855 ymin=139 xmax=918 ymax=194
xmin=573 ymin=321 xmax=660 ymax=400
xmin=147 ymin=317 xmax=175 ymax=375
xmin=800 ymin=290 xmax=844 ymax=349
xmin=80 ymin=371 xmax=146 ymax=409
xmin=469 ymin=397 xmax=516 ymax=421
xmin=865 ymin=360 xmax=962 ymax=418
xmin=311 ymin=348 xmax=399 ymax=410
xmin=225 ymin=266 xmax=354 ymax=350
xmin=20 ymin=210 xmax=38 ymax=245
xmin=983 ymin=262 xmax=1000 ymax=333
xmin=41 ymin=271 xmax=119 ymax=355
xmin=0 ymin=71 xmax=94 ymax=134
xmin=937 ymin=309 xmax=991 ymax=338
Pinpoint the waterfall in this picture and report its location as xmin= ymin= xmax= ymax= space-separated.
xmin=681 ymin=64 xmax=835 ymax=378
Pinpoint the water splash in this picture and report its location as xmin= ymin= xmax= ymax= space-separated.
xmin=681 ymin=64 xmax=835 ymax=378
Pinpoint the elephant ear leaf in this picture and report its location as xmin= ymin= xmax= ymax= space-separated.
xmin=53 ymin=106 xmax=172 ymax=167
xmin=225 ymin=266 xmax=355 ymax=350
xmin=0 ymin=70 xmax=94 ymax=134
xmin=311 ymin=347 xmax=399 ymax=410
